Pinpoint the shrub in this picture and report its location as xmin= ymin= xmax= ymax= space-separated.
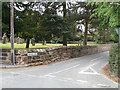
xmin=95 ymin=40 xmax=104 ymax=44
xmin=109 ymin=44 xmax=120 ymax=78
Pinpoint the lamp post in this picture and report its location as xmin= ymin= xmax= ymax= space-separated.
xmin=115 ymin=27 xmax=120 ymax=44
xmin=11 ymin=0 xmax=15 ymax=65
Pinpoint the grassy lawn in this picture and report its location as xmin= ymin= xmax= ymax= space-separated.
xmin=1 ymin=43 xmax=100 ymax=49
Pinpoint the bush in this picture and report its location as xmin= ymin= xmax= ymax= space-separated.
xmin=109 ymin=44 xmax=120 ymax=78
xmin=95 ymin=40 xmax=104 ymax=44
xmin=38 ymin=41 xmax=43 ymax=43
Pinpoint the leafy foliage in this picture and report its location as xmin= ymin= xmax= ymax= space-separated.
xmin=109 ymin=44 xmax=120 ymax=78
xmin=2 ymin=2 xmax=10 ymax=37
xmin=90 ymin=2 xmax=120 ymax=27
xmin=2 ymin=2 xmax=119 ymax=48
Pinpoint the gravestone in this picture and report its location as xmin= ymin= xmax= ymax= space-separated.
xmin=0 ymin=37 xmax=2 ymax=43
xmin=80 ymin=40 xmax=82 ymax=46
xmin=2 ymin=33 xmax=8 ymax=44
xmin=31 ymin=38 xmax=35 ymax=46
xmin=16 ymin=37 xmax=20 ymax=44
xmin=16 ymin=37 xmax=24 ymax=44
xmin=14 ymin=38 xmax=17 ymax=43
xmin=19 ymin=38 xmax=24 ymax=44
xmin=22 ymin=39 xmax=25 ymax=43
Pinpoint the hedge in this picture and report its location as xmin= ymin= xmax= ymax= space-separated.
xmin=109 ymin=44 xmax=120 ymax=78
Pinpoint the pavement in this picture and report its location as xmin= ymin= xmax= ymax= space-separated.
xmin=0 ymin=64 xmax=30 ymax=69
xmin=0 ymin=51 xmax=119 ymax=88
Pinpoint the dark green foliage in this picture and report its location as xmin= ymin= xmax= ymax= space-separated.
xmin=89 ymin=2 xmax=120 ymax=44
xmin=89 ymin=2 xmax=120 ymax=28
xmin=36 ymin=14 xmax=69 ymax=42
xmin=109 ymin=44 xmax=120 ymax=78
xmin=73 ymin=2 xmax=96 ymax=46
xmin=94 ymin=29 xmax=119 ymax=44
xmin=2 ymin=2 xmax=10 ymax=38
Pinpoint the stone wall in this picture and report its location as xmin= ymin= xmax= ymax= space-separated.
xmin=14 ymin=44 xmax=112 ymax=65
xmin=0 ymin=49 xmax=11 ymax=65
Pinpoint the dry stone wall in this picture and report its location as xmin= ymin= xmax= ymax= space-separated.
xmin=15 ymin=44 xmax=112 ymax=65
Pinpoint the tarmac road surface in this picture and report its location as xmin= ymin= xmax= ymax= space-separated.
xmin=0 ymin=51 xmax=118 ymax=88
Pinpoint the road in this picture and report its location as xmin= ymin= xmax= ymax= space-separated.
xmin=0 ymin=51 xmax=118 ymax=88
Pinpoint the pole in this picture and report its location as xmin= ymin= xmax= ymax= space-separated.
xmin=11 ymin=0 xmax=15 ymax=65
xmin=118 ymin=27 xmax=120 ymax=44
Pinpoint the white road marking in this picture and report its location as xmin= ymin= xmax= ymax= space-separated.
xmin=91 ymin=56 xmax=103 ymax=61
xmin=63 ymin=77 xmax=73 ymax=80
xmin=46 ymin=57 xmax=102 ymax=75
xmin=44 ymin=74 xmax=56 ymax=78
xmin=1 ymin=53 xmax=118 ymax=88
xmin=77 ymin=80 xmax=88 ymax=83
xmin=97 ymin=84 xmax=111 ymax=87
xmin=48 ymin=64 xmax=80 ymax=75
xmin=78 ymin=57 xmax=103 ymax=75
xmin=89 ymin=67 xmax=100 ymax=75
xmin=78 ymin=66 xmax=100 ymax=75
xmin=2 ymin=56 xmax=102 ymax=79
xmin=2 ymin=56 xmax=103 ymax=80
xmin=2 ymin=71 xmax=45 ymax=78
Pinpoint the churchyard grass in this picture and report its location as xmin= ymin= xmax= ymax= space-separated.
xmin=1 ymin=43 xmax=100 ymax=49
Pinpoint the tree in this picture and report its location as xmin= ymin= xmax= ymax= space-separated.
xmin=2 ymin=2 xmax=10 ymax=38
xmin=78 ymin=2 xmax=95 ymax=46
xmin=36 ymin=8 xmax=70 ymax=45
xmin=17 ymin=10 xmax=37 ymax=48
xmin=34 ymin=2 xmax=71 ymax=45
xmin=90 ymin=2 xmax=120 ymax=28
xmin=14 ymin=2 xmax=38 ymax=48
xmin=89 ymin=2 xmax=120 ymax=43
xmin=67 ymin=2 xmax=95 ymax=46
xmin=62 ymin=2 xmax=67 ymax=46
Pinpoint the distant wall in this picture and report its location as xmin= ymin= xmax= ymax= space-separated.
xmin=14 ymin=44 xmax=112 ymax=65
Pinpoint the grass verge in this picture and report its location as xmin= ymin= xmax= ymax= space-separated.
xmin=101 ymin=63 xmax=120 ymax=84
xmin=1 ymin=43 xmax=100 ymax=49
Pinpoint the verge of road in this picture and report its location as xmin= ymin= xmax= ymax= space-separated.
xmin=101 ymin=63 xmax=120 ymax=84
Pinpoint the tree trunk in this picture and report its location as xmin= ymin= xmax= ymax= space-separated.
xmin=26 ymin=38 xmax=30 ymax=48
xmin=62 ymin=2 xmax=67 ymax=46
xmin=63 ymin=34 xmax=67 ymax=46
xmin=63 ymin=2 xmax=66 ymax=19
xmin=83 ymin=19 xmax=88 ymax=46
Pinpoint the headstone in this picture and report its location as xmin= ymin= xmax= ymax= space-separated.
xmin=14 ymin=38 xmax=17 ymax=43
xmin=31 ymin=38 xmax=35 ymax=46
xmin=20 ymin=38 xmax=23 ymax=44
xmin=0 ymin=37 xmax=2 ymax=43
xmin=22 ymin=39 xmax=25 ymax=43
xmin=2 ymin=33 xmax=8 ymax=44
xmin=16 ymin=37 xmax=20 ymax=44
xmin=16 ymin=37 xmax=24 ymax=44
xmin=78 ymin=40 xmax=82 ymax=46
xmin=80 ymin=40 xmax=82 ymax=46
